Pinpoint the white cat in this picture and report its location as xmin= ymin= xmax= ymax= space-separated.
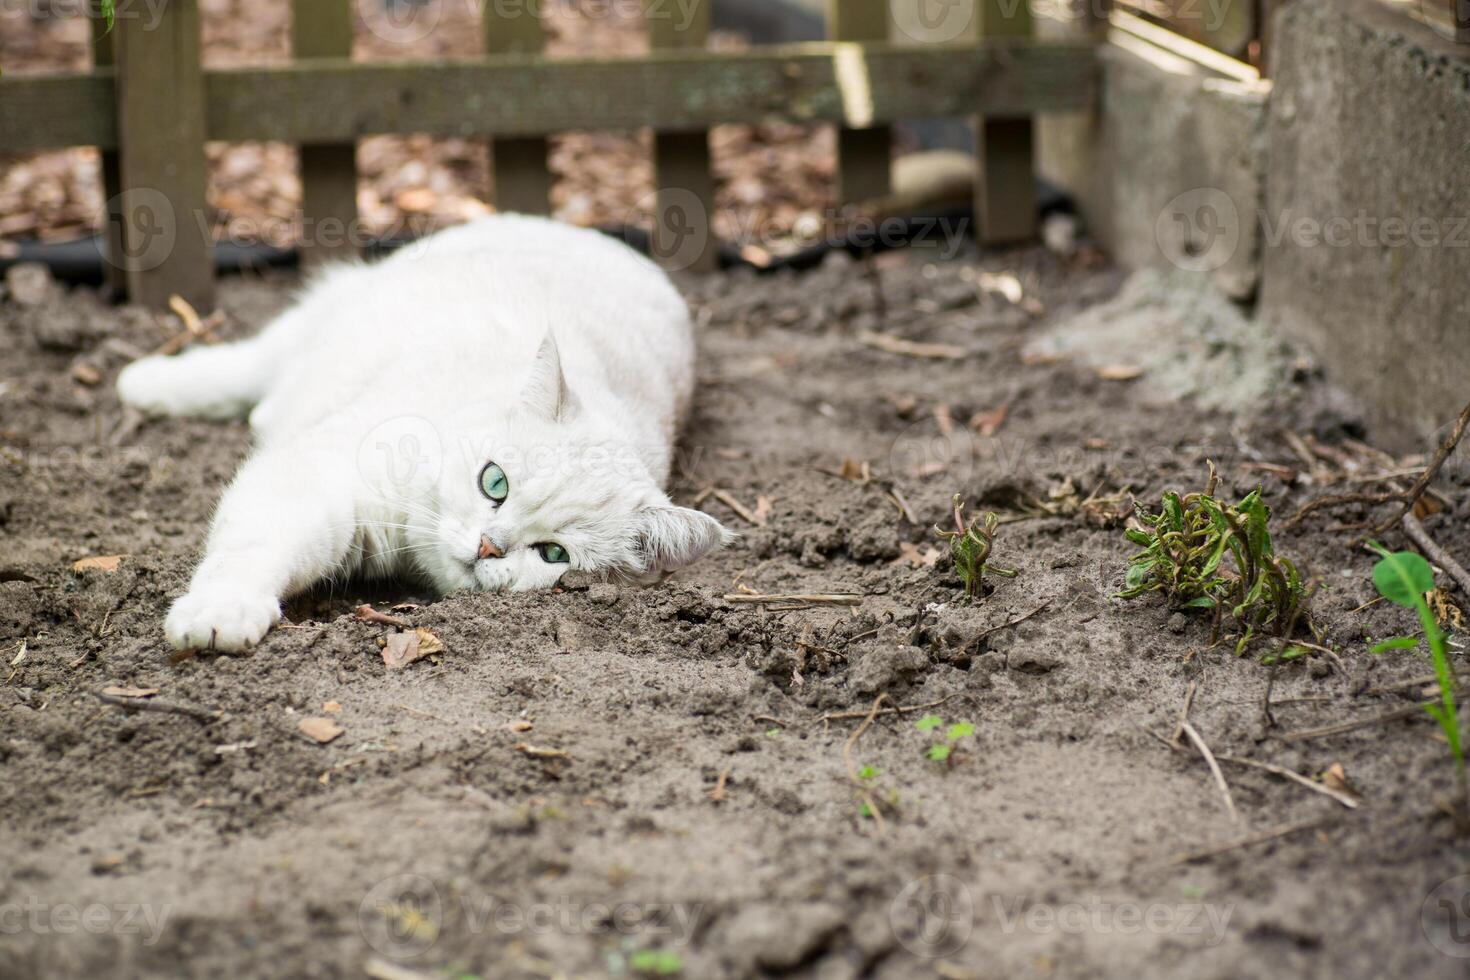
xmin=118 ymin=215 xmax=732 ymax=651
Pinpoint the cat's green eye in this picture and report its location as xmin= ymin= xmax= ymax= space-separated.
xmin=478 ymin=462 xmax=509 ymax=503
xmin=538 ymin=543 xmax=570 ymax=564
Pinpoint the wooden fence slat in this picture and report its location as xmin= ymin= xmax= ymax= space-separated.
xmin=977 ymin=0 xmax=1036 ymax=244
xmin=485 ymin=0 xmax=551 ymax=214
xmin=90 ymin=15 xmax=125 ymax=299
xmin=293 ymin=0 xmax=359 ymax=263
xmin=113 ymin=0 xmax=214 ymax=311
xmin=827 ymin=0 xmax=891 ymax=206
xmin=0 ymin=43 xmax=1100 ymax=151
xmin=647 ymin=0 xmax=717 ymax=272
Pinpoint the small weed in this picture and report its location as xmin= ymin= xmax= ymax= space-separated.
xmin=1368 ymin=543 xmax=1468 ymax=830
xmin=917 ymin=714 xmax=975 ymax=763
xmin=935 ymin=495 xmax=1016 ymax=600
xmin=1117 ymin=468 xmax=1308 ymax=654
xmin=629 ymin=949 xmax=684 ymax=976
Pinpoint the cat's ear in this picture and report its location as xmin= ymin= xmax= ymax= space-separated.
xmin=633 ymin=504 xmax=734 ymax=576
xmin=519 ymin=331 xmax=578 ymax=422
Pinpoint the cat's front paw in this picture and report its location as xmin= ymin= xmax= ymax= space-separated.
xmin=165 ymin=587 xmax=281 ymax=651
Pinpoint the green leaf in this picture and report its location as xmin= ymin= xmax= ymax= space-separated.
xmin=1183 ymin=596 xmax=1217 ymax=609
xmin=857 ymin=765 xmax=879 ymax=780
xmin=945 ymin=722 xmax=975 ymax=741
xmin=915 ymin=714 xmax=943 ymax=732
xmin=630 ymin=950 xmax=683 ymax=976
xmin=858 ymin=802 xmax=874 ymax=818
xmin=101 ymin=0 xmax=116 ymax=31
xmin=1369 ymin=635 xmax=1420 ymax=654
xmin=1125 ymin=529 xmax=1152 ymax=546
xmin=1371 ymin=551 xmax=1435 ymax=608
xmin=1125 ymin=561 xmax=1154 ymax=590
xmin=1162 ymin=493 xmax=1184 ymax=531
xmin=927 ymin=744 xmax=953 ymax=762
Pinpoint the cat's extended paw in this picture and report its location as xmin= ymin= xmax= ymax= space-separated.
xmin=117 ymin=356 xmax=194 ymax=416
xmin=165 ymin=587 xmax=281 ymax=651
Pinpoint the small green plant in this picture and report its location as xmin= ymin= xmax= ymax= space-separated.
xmin=629 ymin=949 xmax=684 ymax=976
xmin=935 ymin=495 xmax=1016 ymax=599
xmin=1117 ymin=469 xmax=1307 ymax=654
xmin=100 ymin=0 xmax=116 ymax=31
xmin=1368 ymin=544 xmax=1468 ymax=830
xmin=916 ymin=714 xmax=975 ymax=762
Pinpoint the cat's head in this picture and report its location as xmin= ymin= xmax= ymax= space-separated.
xmin=413 ymin=332 xmax=732 ymax=593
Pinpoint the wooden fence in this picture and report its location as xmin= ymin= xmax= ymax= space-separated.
xmin=0 ymin=0 xmax=1102 ymax=311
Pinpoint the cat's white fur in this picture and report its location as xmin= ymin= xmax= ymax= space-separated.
xmin=118 ymin=215 xmax=731 ymax=651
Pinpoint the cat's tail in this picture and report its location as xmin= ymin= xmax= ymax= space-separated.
xmin=117 ymin=334 xmax=281 ymax=420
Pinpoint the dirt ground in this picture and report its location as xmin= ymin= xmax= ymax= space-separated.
xmin=1 ymin=241 xmax=1468 ymax=979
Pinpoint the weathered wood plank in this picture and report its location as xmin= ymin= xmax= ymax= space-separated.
xmin=113 ymin=0 xmax=214 ymax=311
xmin=0 ymin=43 xmax=1099 ymax=151
xmin=827 ymin=0 xmax=891 ymax=205
xmin=91 ymin=16 xmax=126 ymax=298
xmin=648 ymin=0 xmax=716 ymax=272
xmin=977 ymin=0 xmax=1036 ymax=244
xmin=293 ymin=0 xmax=359 ymax=263
xmin=485 ymin=0 xmax=551 ymax=214
xmin=0 ymin=71 xmax=118 ymax=152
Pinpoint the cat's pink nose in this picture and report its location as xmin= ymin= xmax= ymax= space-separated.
xmin=478 ymin=535 xmax=502 ymax=560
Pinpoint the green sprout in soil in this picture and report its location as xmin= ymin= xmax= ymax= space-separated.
xmin=917 ymin=714 xmax=975 ymax=762
xmin=1116 ymin=468 xmax=1307 ymax=655
xmin=628 ymin=949 xmax=684 ymax=977
xmin=1368 ymin=543 xmax=1468 ymax=830
xmin=935 ymin=495 xmax=1016 ymax=599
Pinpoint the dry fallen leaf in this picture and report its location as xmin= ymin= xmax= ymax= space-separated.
xmin=381 ymin=628 xmax=444 ymax=669
xmin=298 ymin=717 xmax=344 ymax=744
xmin=72 ymin=555 xmax=126 ymax=573
xmin=752 ymin=495 xmax=773 ymax=526
xmin=323 ymin=700 xmax=342 ymax=714
xmin=1321 ymin=762 xmax=1362 ymax=801
xmin=1097 ymin=364 xmax=1145 ymax=381
xmin=101 ymin=685 xmax=158 ymax=699
xmin=968 ymin=404 xmax=1009 ymax=437
xmin=890 ymin=542 xmax=943 ymax=568
xmin=514 ymin=743 xmax=570 ymax=760
xmin=503 ymin=719 xmax=533 ymax=733
xmin=70 ymin=362 xmax=101 ymax=386
xmin=381 ymin=631 xmax=420 ymax=669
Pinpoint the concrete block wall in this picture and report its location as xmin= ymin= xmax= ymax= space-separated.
xmin=1260 ymin=0 xmax=1470 ymax=445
